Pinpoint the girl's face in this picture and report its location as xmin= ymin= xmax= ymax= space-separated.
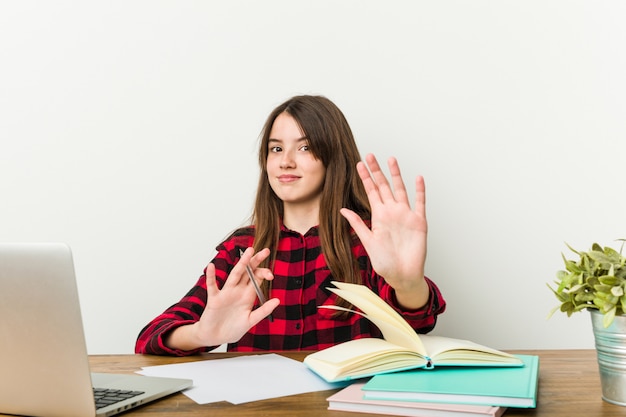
xmin=266 ymin=112 xmax=326 ymax=211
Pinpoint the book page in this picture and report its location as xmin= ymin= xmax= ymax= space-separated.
xmin=303 ymin=338 xmax=427 ymax=381
xmin=420 ymin=335 xmax=521 ymax=365
xmin=327 ymin=282 xmax=426 ymax=354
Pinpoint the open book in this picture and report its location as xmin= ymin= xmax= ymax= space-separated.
xmin=304 ymin=282 xmax=523 ymax=382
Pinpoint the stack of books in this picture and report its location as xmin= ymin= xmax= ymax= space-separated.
xmin=326 ymin=354 xmax=538 ymax=416
xmin=303 ymin=282 xmax=540 ymax=417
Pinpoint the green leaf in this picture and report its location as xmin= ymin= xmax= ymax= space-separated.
xmin=589 ymin=250 xmax=619 ymax=267
xmin=574 ymin=304 xmax=590 ymax=312
xmin=602 ymin=301 xmax=617 ymax=314
xmin=560 ymin=301 xmax=575 ymax=316
xmin=604 ymin=246 xmax=622 ymax=259
xmin=599 ymin=276 xmax=619 ymax=286
xmin=603 ymin=307 xmax=616 ymax=328
xmin=547 ymin=305 xmax=560 ymax=320
xmin=565 ymin=284 xmax=584 ymax=293
xmin=594 ymin=284 xmax=612 ymax=294
xmin=575 ymin=292 xmax=595 ymax=302
xmin=563 ymin=260 xmax=582 ymax=274
xmin=565 ymin=242 xmax=582 ymax=256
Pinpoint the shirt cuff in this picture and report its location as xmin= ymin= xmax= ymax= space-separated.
xmin=150 ymin=320 xmax=210 ymax=356
xmin=380 ymin=276 xmax=439 ymax=317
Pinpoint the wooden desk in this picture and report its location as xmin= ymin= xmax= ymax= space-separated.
xmin=83 ymin=349 xmax=626 ymax=417
xmin=7 ymin=350 xmax=625 ymax=416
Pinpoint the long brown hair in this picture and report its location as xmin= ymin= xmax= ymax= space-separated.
xmin=252 ymin=95 xmax=370 ymax=304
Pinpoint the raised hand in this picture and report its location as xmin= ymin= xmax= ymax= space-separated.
xmin=166 ymin=248 xmax=279 ymax=350
xmin=340 ymin=154 xmax=429 ymax=309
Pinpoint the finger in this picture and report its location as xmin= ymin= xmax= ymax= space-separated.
xmin=356 ymin=161 xmax=382 ymax=205
xmin=225 ymin=248 xmax=254 ymax=288
xmin=253 ymin=267 xmax=274 ymax=283
xmin=340 ymin=208 xmax=372 ymax=246
xmin=364 ymin=154 xmax=395 ymax=202
xmin=414 ymin=175 xmax=427 ymax=220
xmin=387 ymin=157 xmax=410 ymax=206
xmin=249 ymin=247 xmax=271 ymax=269
xmin=204 ymin=263 xmax=219 ymax=298
xmin=249 ymin=298 xmax=280 ymax=325
xmin=235 ymin=247 xmax=274 ymax=294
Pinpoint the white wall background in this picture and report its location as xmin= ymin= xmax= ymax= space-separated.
xmin=1 ymin=1 xmax=625 ymax=354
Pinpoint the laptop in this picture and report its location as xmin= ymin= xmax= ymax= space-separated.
xmin=0 ymin=243 xmax=193 ymax=417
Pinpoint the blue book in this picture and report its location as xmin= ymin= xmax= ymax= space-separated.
xmin=362 ymin=354 xmax=539 ymax=408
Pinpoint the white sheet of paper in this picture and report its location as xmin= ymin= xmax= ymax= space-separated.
xmin=137 ymin=353 xmax=342 ymax=404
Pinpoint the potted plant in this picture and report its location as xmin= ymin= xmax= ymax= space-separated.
xmin=548 ymin=240 xmax=626 ymax=406
xmin=548 ymin=240 xmax=626 ymax=327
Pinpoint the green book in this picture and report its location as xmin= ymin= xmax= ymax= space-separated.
xmin=362 ymin=354 xmax=539 ymax=408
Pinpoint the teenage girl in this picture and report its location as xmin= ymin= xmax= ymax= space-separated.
xmin=135 ymin=95 xmax=445 ymax=355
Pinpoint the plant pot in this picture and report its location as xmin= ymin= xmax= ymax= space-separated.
xmin=590 ymin=309 xmax=626 ymax=406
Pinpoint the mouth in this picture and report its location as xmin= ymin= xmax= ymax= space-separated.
xmin=277 ymin=175 xmax=300 ymax=183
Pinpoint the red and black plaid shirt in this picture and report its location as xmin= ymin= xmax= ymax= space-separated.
xmin=135 ymin=224 xmax=446 ymax=356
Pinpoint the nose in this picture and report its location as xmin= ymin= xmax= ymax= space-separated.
xmin=280 ymin=150 xmax=296 ymax=169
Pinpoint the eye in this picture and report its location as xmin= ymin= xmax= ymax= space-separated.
xmin=269 ymin=146 xmax=282 ymax=153
xmin=299 ymin=144 xmax=310 ymax=152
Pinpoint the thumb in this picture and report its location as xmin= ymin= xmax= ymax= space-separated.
xmin=340 ymin=208 xmax=371 ymax=241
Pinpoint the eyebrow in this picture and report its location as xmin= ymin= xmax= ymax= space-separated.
xmin=268 ymin=137 xmax=308 ymax=144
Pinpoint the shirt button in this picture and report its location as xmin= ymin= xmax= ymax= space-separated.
xmin=295 ymin=323 xmax=301 ymax=330
xmin=294 ymin=278 xmax=302 ymax=286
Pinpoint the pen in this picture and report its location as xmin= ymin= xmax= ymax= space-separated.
xmin=239 ymin=249 xmax=273 ymax=322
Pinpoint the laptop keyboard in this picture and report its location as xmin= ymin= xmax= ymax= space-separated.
xmin=93 ymin=388 xmax=145 ymax=409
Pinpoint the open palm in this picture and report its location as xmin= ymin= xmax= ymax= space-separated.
xmin=193 ymin=249 xmax=279 ymax=346
xmin=340 ymin=154 xmax=427 ymax=292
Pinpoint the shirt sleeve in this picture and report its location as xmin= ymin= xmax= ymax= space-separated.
xmin=134 ymin=273 xmax=217 ymax=356
xmin=378 ymin=276 xmax=447 ymax=334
